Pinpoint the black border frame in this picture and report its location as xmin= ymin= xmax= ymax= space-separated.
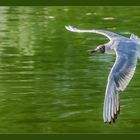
xmin=0 ymin=0 xmax=140 ymax=6
xmin=0 ymin=0 xmax=139 ymax=139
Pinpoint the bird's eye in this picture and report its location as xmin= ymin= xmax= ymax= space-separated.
xmin=100 ymin=45 xmax=105 ymax=53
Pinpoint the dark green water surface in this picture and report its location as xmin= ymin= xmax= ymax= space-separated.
xmin=0 ymin=6 xmax=140 ymax=133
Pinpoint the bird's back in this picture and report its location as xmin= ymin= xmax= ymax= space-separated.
xmin=115 ymin=38 xmax=138 ymax=56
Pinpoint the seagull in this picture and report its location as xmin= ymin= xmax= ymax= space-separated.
xmin=65 ymin=25 xmax=140 ymax=124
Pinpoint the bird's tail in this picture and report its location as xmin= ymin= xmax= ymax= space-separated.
xmin=103 ymin=93 xmax=120 ymax=124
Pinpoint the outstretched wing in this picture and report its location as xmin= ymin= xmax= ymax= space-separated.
xmin=103 ymin=49 xmax=137 ymax=123
xmin=65 ymin=25 xmax=123 ymax=41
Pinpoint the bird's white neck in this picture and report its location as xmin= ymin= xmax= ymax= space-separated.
xmin=105 ymin=41 xmax=118 ymax=54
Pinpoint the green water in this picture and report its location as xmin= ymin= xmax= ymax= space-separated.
xmin=0 ymin=6 xmax=140 ymax=133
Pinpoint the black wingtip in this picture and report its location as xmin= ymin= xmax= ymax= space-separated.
xmin=117 ymin=106 xmax=120 ymax=114
xmin=104 ymin=114 xmax=119 ymax=124
xmin=104 ymin=119 xmax=115 ymax=124
xmin=112 ymin=118 xmax=116 ymax=123
xmin=114 ymin=113 xmax=118 ymax=119
xmin=104 ymin=108 xmax=121 ymax=125
xmin=104 ymin=121 xmax=112 ymax=125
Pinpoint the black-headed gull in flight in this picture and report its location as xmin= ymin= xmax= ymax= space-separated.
xmin=65 ymin=25 xmax=140 ymax=124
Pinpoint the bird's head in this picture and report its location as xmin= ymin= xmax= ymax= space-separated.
xmin=90 ymin=44 xmax=105 ymax=54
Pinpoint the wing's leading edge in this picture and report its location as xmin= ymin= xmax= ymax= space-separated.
xmin=65 ymin=25 xmax=122 ymax=41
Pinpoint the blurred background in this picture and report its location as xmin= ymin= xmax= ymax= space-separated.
xmin=0 ymin=6 xmax=140 ymax=133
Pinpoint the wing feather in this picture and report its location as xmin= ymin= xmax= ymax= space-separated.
xmin=65 ymin=25 xmax=122 ymax=41
xmin=103 ymin=50 xmax=137 ymax=123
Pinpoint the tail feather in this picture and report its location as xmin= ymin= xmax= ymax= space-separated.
xmin=103 ymin=93 xmax=120 ymax=124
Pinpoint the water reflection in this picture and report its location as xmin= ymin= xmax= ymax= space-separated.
xmin=0 ymin=6 xmax=140 ymax=133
